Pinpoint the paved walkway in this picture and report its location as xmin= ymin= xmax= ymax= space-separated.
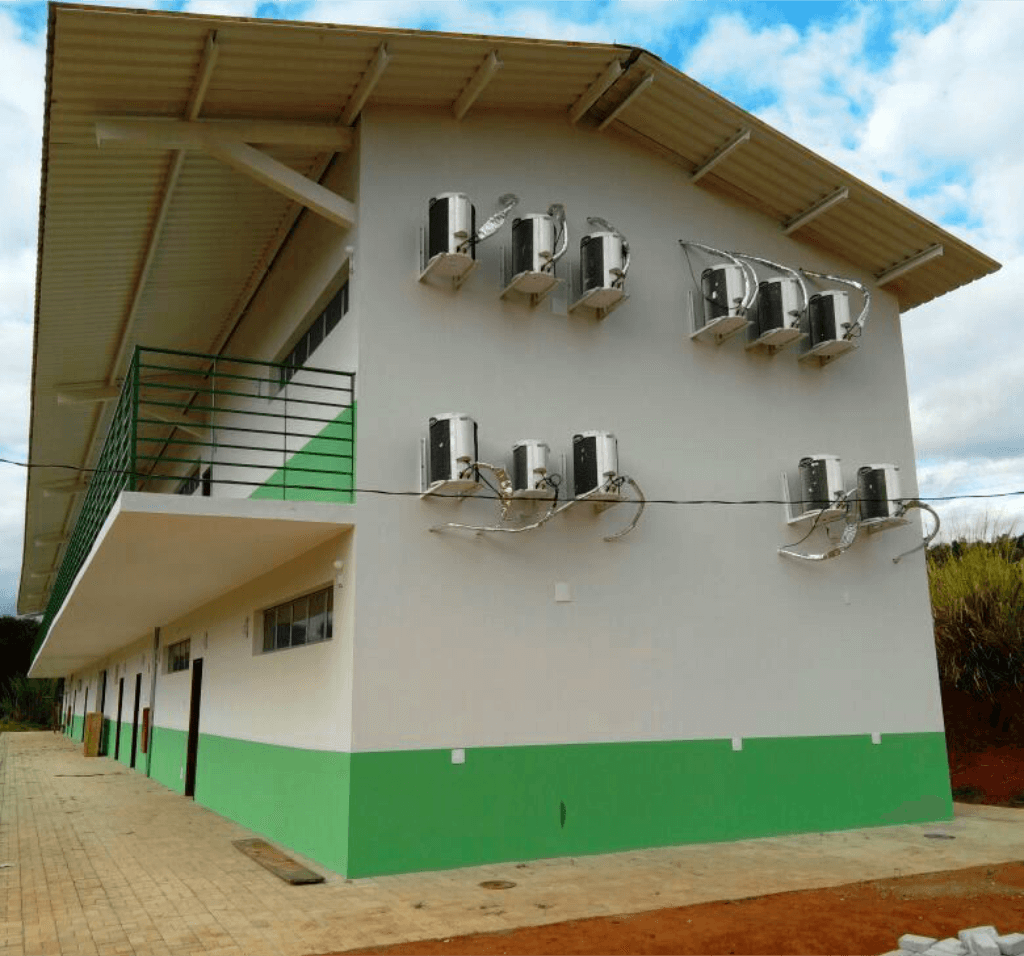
xmin=1 ymin=732 xmax=1022 ymax=956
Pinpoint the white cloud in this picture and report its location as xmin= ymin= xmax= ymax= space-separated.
xmin=182 ymin=0 xmax=261 ymax=16
xmin=684 ymin=3 xmax=1024 ymax=540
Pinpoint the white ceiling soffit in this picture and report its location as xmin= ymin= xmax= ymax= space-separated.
xmin=19 ymin=3 xmax=1000 ymax=618
xmin=29 ymin=494 xmax=354 ymax=678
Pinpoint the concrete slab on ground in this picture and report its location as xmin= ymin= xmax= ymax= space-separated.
xmin=1 ymin=732 xmax=1021 ymax=956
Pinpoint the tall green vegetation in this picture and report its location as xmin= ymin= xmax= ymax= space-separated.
xmin=928 ymin=530 xmax=1024 ymax=702
xmin=0 ymin=616 xmax=58 ymax=729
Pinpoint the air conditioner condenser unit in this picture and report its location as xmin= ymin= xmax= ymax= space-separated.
xmin=511 ymin=440 xmax=555 ymax=499
xmin=573 ymin=431 xmax=621 ymax=502
xmin=690 ymin=263 xmax=750 ymax=343
xmin=801 ymin=291 xmax=858 ymax=361
xmin=422 ymin=192 xmax=477 ymax=284
xmin=422 ymin=413 xmax=481 ymax=495
xmin=569 ymin=225 xmax=629 ymax=318
xmin=501 ymin=209 xmax=565 ymax=305
xmin=857 ymin=463 xmax=908 ymax=532
xmin=746 ymin=277 xmax=804 ymax=352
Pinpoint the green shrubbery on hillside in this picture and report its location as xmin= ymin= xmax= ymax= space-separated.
xmin=928 ymin=531 xmax=1024 ymax=702
xmin=0 ymin=616 xmax=57 ymax=729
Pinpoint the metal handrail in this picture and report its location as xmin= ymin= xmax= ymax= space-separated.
xmin=31 ymin=345 xmax=356 ymax=663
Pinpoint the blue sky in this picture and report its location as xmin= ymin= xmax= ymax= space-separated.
xmin=0 ymin=0 xmax=1021 ymax=613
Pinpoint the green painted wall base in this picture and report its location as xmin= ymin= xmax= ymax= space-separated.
xmin=345 ymin=732 xmax=952 ymax=877
xmin=149 ymin=726 xmax=187 ymax=794
xmin=194 ymin=733 xmax=351 ymax=876
xmin=116 ymin=724 xmax=134 ymax=768
xmin=128 ymin=728 xmax=951 ymax=880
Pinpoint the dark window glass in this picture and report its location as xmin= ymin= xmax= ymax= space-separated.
xmin=261 ymin=586 xmax=334 ymax=654
xmin=201 ymin=467 xmax=212 ymax=497
xmin=306 ymin=313 xmax=324 ymax=357
xmin=278 ymin=282 xmax=348 ymax=392
xmin=325 ymin=287 xmax=344 ymax=334
xmin=275 ymin=603 xmax=292 ymax=649
xmin=263 ymin=610 xmax=275 ymax=652
xmin=291 ymin=596 xmax=308 ymax=646
xmin=307 ymin=590 xmax=326 ymax=644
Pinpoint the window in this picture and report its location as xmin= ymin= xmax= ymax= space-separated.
xmin=167 ymin=639 xmax=190 ymax=673
xmin=279 ymin=282 xmax=349 ymax=388
xmin=262 ymin=586 xmax=333 ymax=653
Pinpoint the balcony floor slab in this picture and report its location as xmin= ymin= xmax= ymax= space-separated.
xmin=30 ymin=492 xmax=354 ymax=677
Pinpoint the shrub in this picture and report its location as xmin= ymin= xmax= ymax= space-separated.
xmin=0 ymin=676 xmax=59 ymax=728
xmin=929 ymin=533 xmax=1024 ymax=701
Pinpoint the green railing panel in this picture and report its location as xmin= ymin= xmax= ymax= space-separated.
xmin=31 ymin=346 xmax=355 ymax=664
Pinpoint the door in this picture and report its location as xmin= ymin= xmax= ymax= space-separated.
xmin=114 ymin=678 xmax=124 ymax=759
xmin=184 ymin=658 xmax=203 ymax=798
xmin=82 ymin=688 xmax=89 ymax=741
xmin=98 ymin=672 xmax=108 ymax=755
xmin=129 ymin=673 xmax=141 ymax=769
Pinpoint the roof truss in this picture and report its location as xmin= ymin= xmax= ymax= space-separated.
xmin=691 ymin=128 xmax=751 ymax=184
xmin=782 ymin=186 xmax=850 ymax=236
xmin=876 ymin=244 xmax=945 ymax=285
xmin=454 ymin=50 xmax=502 ymax=120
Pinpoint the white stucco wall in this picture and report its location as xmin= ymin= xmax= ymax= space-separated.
xmin=67 ymin=635 xmax=153 ymax=735
xmin=149 ymin=532 xmax=354 ymax=752
xmin=347 ymin=107 xmax=942 ymax=752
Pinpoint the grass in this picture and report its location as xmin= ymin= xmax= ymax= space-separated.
xmin=928 ymin=527 xmax=1024 ymax=702
xmin=0 ymin=718 xmax=51 ymax=733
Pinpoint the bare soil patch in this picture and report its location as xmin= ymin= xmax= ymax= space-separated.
xmin=336 ymin=861 xmax=1024 ymax=955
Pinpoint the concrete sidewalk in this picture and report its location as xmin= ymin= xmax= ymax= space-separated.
xmin=1 ymin=732 xmax=1021 ymax=956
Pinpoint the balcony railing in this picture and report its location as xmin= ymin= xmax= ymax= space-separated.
xmin=33 ymin=346 xmax=355 ymax=662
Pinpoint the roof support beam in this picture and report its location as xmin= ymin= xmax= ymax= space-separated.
xmin=105 ymin=30 xmax=219 ymax=395
xmin=202 ymin=138 xmax=356 ymax=229
xmin=691 ymin=128 xmax=751 ymax=183
xmin=454 ymin=50 xmax=501 ymax=120
xmin=782 ymin=186 xmax=849 ymax=236
xmin=876 ymin=244 xmax=945 ymax=285
xmin=569 ymin=58 xmax=624 ymax=124
xmin=56 ymin=382 xmax=122 ymax=405
xmin=96 ymin=118 xmax=354 ymax=151
xmin=41 ymin=479 xmax=89 ymax=498
xmin=340 ymin=42 xmax=390 ymax=126
xmin=138 ymin=407 xmax=207 ymax=441
xmin=598 ymin=72 xmax=654 ymax=131
xmin=34 ymin=533 xmax=65 ymax=548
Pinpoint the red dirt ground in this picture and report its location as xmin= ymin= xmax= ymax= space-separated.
xmin=339 ymin=861 xmax=1024 ymax=956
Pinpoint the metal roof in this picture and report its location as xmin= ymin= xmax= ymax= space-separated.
xmin=18 ymin=2 xmax=1000 ymax=616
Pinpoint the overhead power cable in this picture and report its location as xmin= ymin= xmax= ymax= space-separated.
xmin=1 ymin=457 xmax=1022 ymax=506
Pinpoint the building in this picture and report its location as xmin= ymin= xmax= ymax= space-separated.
xmin=20 ymin=3 xmax=999 ymax=879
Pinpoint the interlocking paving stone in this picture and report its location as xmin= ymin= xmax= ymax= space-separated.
xmin=3 ymin=732 xmax=1024 ymax=956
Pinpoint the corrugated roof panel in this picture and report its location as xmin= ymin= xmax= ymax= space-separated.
xmin=19 ymin=3 xmax=1001 ymax=617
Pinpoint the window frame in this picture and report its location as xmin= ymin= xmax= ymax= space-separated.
xmin=260 ymin=585 xmax=334 ymax=654
xmin=166 ymin=638 xmax=191 ymax=674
